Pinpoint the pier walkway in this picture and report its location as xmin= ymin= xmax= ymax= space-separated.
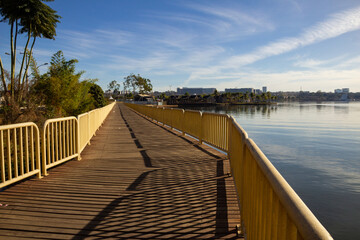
xmin=0 ymin=103 xmax=242 ymax=239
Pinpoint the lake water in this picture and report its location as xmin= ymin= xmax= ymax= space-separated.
xmin=184 ymin=102 xmax=360 ymax=240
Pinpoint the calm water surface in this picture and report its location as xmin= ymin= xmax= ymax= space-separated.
xmin=185 ymin=102 xmax=360 ymax=240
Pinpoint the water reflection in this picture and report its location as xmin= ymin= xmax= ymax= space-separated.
xmin=184 ymin=102 xmax=360 ymax=240
xmin=185 ymin=104 xmax=278 ymax=118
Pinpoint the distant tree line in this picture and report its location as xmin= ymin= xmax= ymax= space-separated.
xmin=159 ymin=91 xmax=276 ymax=105
xmin=274 ymin=91 xmax=360 ymax=101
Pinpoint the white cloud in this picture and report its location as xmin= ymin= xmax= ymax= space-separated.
xmin=223 ymin=6 xmax=360 ymax=68
xmin=189 ymin=4 xmax=274 ymax=31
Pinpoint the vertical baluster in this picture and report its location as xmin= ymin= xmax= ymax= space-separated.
xmin=277 ymin=204 xmax=287 ymax=240
xmin=13 ymin=128 xmax=18 ymax=177
xmin=31 ymin=126 xmax=34 ymax=171
xmin=70 ymin=120 xmax=73 ymax=155
xmin=7 ymin=129 xmax=12 ymax=179
xmin=35 ymin=125 xmax=41 ymax=178
xmin=59 ymin=121 xmax=63 ymax=160
xmin=46 ymin=125 xmax=50 ymax=166
xmin=67 ymin=120 xmax=70 ymax=156
xmin=286 ymin=217 xmax=297 ymax=240
xmin=51 ymin=123 xmax=55 ymax=163
xmin=19 ymin=127 xmax=24 ymax=175
xmin=1 ymin=130 xmax=5 ymax=183
xmin=62 ymin=121 xmax=66 ymax=158
xmin=25 ymin=126 xmax=29 ymax=173
xmin=55 ymin=122 xmax=59 ymax=161
xmin=63 ymin=121 xmax=66 ymax=157
xmin=271 ymin=195 xmax=279 ymax=239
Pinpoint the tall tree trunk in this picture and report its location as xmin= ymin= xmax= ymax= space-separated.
xmin=10 ymin=20 xmax=15 ymax=100
xmin=18 ymin=27 xmax=31 ymax=101
xmin=20 ymin=36 xmax=36 ymax=101
xmin=18 ymin=29 xmax=32 ymax=101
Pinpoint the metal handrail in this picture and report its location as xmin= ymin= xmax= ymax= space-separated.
xmin=78 ymin=102 xmax=115 ymax=153
xmin=125 ymin=103 xmax=333 ymax=240
xmin=0 ymin=122 xmax=41 ymax=188
xmin=42 ymin=116 xmax=79 ymax=176
xmin=0 ymin=102 xmax=116 ymax=188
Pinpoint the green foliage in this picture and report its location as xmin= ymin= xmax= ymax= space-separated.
xmin=0 ymin=0 xmax=60 ymax=38
xmin=159 ymin=93 xmax=168 ymax=100
xmin=32 ymin=51 xmax=93 ymax=117
xmin=0 ymin=0 xmax=61 ymax=123
xmin=89 ymin=83 xmax=106 ymax=108
xmin=107 ymin=80 xmax=120 ymax=98
xmin=108 ymin=80 xmax=120 ymax=91
xmin=123 ymin=73 xmax=153 ymax=94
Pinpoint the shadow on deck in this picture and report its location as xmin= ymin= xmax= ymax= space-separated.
xmin=0 ymin=103 xmax=242 ymax=239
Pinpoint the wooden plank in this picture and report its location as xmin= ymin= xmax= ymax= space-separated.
xmin=0 ymin=103 xmax=242 ymax=239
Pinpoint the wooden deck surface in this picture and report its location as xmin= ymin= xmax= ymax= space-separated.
xmin=0 ymin=103 xmax=242 ymax=239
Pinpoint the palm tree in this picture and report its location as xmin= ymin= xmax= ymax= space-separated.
xmin=0 ymin=0 xmax=60 ymax=102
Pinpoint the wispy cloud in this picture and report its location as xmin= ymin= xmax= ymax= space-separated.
xmin=293 ymin=55 xmax=347 ymax=68
xmin=223 ymin=6 xmax=360 ymax=68
xmin=57 ymin=29 xmax=134 ymax=59
xmin=189 ymin=4 xmax=274 ymax=31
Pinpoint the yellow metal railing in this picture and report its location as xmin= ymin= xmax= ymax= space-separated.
xmin=42 ymin=117 xmax=79 ymax=176
xmin=0 ymin=123 xmax=41 ymax=188
xmin=183 ymin=110 xmax=202 ymax=140
xmin=0 ymin=102 xmax=115 ymax=188
xmin=78 ymin=102 xmax=115 ymax=153
xmin=125 ymin=103 xmax=333 ymax=240
xmin=202 ymin=112 xmax=229 ymax=151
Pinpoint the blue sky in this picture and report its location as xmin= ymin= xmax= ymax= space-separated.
xmin=1 ymin=0 xmax=360 ymax=92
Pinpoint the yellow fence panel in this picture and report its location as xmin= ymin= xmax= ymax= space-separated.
xmin=202 ymin=112 xmax=230 ymax=152
xmin=125 ymin=103 xmax=333 ymax=240
xmin=0 ymin=123 xmax=41 ymax=188
xmin=171 ymin=108 xmax=184 ymax=132
xmin=163 ymin=108 xmax=173 ymax=127
xmin=0 ymin=102 xmax=115 ymax=188
xmin=228 ymin=116 xmax=332 ymax=240
xmin=78 ymin=113 xmax=90 ymax=153
xmin=78 ymin=102 xmax=115 ymax=153
xmin=183 ymin=110 xmax=202 ymax=140
xmin=42 ymin=117 xmax=79 ymax=176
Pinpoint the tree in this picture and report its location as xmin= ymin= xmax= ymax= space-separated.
xmin=0 ymin=0 xmax=61 ymax=123
xmin=123 ymin=74 xmax=153 ymax=94
xmin=33 ymin=51 xmax=93 ymax=117
xmin=89 ymin=82 xmax=105 ymax=108
xmin=107 ymin=80 xmax=120 ymax=97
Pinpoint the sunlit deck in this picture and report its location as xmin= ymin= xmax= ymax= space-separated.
xmin=0 ymin=103 xmax=242 ymax=239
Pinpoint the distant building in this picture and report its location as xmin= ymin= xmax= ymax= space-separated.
xmin=262 ymin=86 xmax=267 ymax=93
xmin=225 ymin=88 xmax=255 ymax=94
xmin=255 ymin=89 xmax=262 ymax=95
xmin=342 ymin=88 xmax=350 ymax=93
xmin=334 ymin=88 xmax=350 ymax=93
xmin=177 ymin=87 xmax=216 ymax=95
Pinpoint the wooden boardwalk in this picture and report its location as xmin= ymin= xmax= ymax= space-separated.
xmin=0 ymin=103 xmax=242 ymax=240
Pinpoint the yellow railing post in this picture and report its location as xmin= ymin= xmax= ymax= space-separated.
xmin=0 ymin=123 xmax=42 ymax=188
xmin=124 ymin=103 xmax=333 ymax=240
xmin=88 ymin=113 xmax=91 ymax=146
xmin=77 ymin=118 xmax=81 ymax=161
xmin=42 ymin=125 xmax=48 ymax=176
xmin=181 ymin=109 xmax=185 ymax=136
xmin=199 ymin=112 xmax=203 ymax=144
